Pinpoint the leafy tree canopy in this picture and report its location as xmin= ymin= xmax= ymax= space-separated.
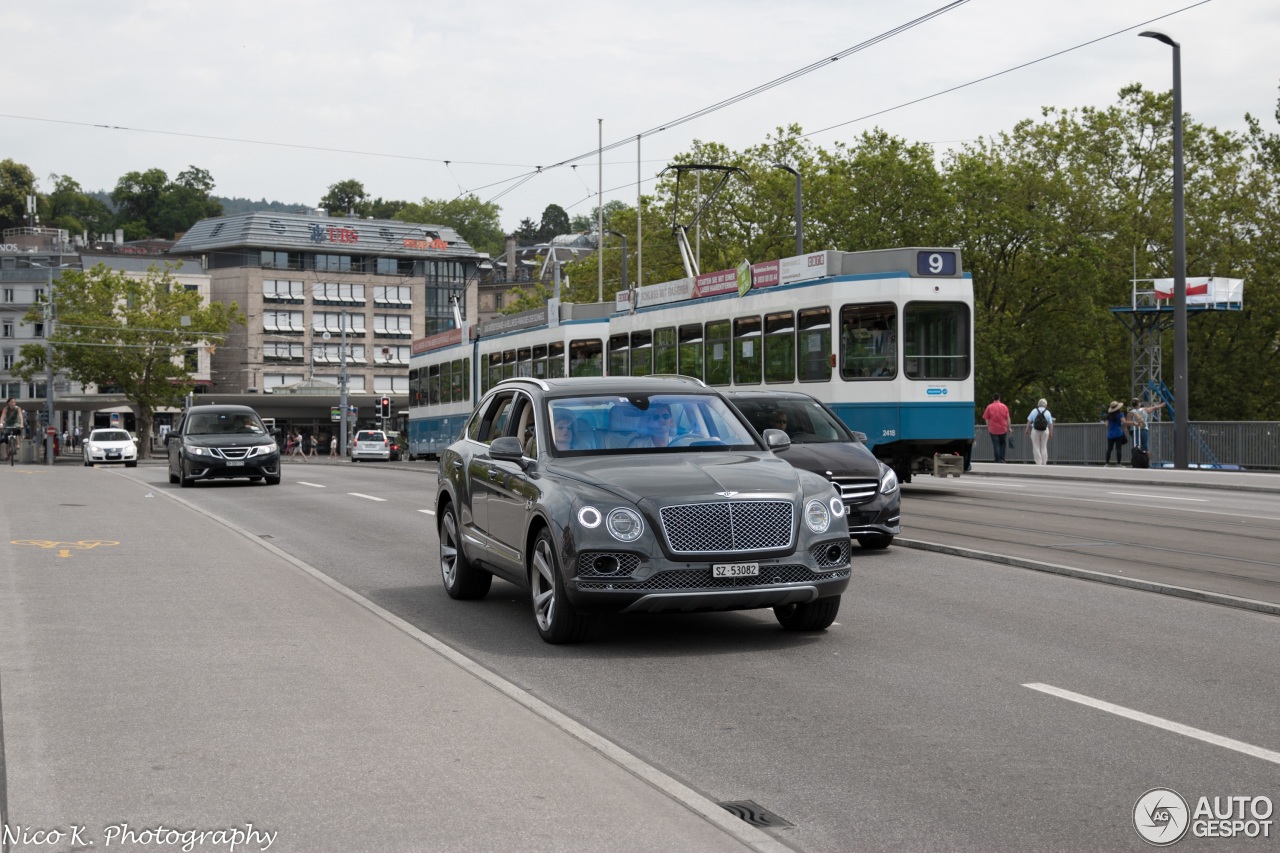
xmin=318 ymin=179 xmax=368 ymax=216
xmin=15 ymin=263 xmax=242 ymax=454
xmin=111 ymin=166 xmax=223 ymax=239
xmin=0 ymin=158 xmax=38 ymax=230
xmin=395 ymin=194 xmax=505 ymax=257
xmin=538 ymin=203 xmax=570 ymax=242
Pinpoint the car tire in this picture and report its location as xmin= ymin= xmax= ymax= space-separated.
xmin=530 ymin=528 xmax=590 ymax=644
xmin=438 ymin=504 xmax=491 ymax=600
xmin=856 ymin=535 xmax=894 ymax=550
xmin=125 ymin=461 xmax=137 ymax=468
xmin=179 ymin=464 xmax=193 ymax=488
xmin=168 ymin=467 xmax=179 ymax=484
xmin=264 ymin=475 xmax=281 ymax=486
xmin=774 ymin=595 xmax=841 ymax=631
xmin=83 ymin=458 xmax=91 ymax=467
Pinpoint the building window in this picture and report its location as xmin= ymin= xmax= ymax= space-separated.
xmin=33 ymin=322 xmax=44 ymax=338
xmin=373 ymin=285 xmax=412 ymax=306
xmin=374 ymin=375 xmax=408 ymax=394
xmin=2 ymin=350 xmax=13 ymax=370
xmin=312 ymin=282 xmax=365 ymax=305
xmin=313 ymin=343 xmax=366 ymax=364
xmin=312 ymin=312 xmax=366 ymax=336
xmin=373 ymin=344 xmax=410 ymax=365
xmin=373 ymin=314 xmax=412 ymax=338
xmin=260 ymin=250 xmax=302 ymax=269
xmin=184 ymin=348 xmax=199 ymax=372
xmin=263 ymin=311 xmax=305 ymax=333
xmin=314 ymin=254 xmax=352 ymax=273
xmin=2 ymin=321 xmax=12 ymax=338
xmin=263 ymin=280 xmax=305 ymax=302
xmin=2 ymin=288 xmax=13 ymax=303
xmin=263 ymin=342 xmax=305 ymax=361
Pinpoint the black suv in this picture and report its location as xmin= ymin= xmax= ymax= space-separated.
xmin=723 ymin=390 xmax=901 ymax=550
xmin=166 ymin=405 xmax=282 ymax=487
xmin=435 ymin=376 xmax=853 ymax=643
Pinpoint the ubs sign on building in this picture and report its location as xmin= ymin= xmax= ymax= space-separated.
xmin=169 ymin=210 xmax=486 ymax=402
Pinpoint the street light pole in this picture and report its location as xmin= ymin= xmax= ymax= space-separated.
xmin=31 ymin=262 xmax=67 ymax=465
xmin=1140 ymin=30 xmax=1188 ymax=470
xmin=774 ymin=163 xmax=804 ymax=256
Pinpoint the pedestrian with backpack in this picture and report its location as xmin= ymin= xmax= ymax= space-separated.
xmin=1024 ymin=398 xmax=1054 ymax=465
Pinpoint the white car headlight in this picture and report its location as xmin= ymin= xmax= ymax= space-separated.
xmin=250 ymin=444 xmax=278 ymax=457
xmin=829 ymin=496 xmax=846 ymax=518
xmin=805 ymin=499 xmax=831 ymax=533
xmin=188 ymin=446 xmax=211 ymax=457
xmin=577 ymin=506 xmax=602 ymax=529
xmin=879 ymin=464 xmax=899 ymax=495
xmin=606 ymin=508 xmax=644 ymax=542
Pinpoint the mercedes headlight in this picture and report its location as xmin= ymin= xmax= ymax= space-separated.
xmin=606 ymin=507 xmax=644 ymax=542
xmin=805 ymin=499 xmax=831 ymax=533
xmin=879 ymin=464 xmax=899 ymax=496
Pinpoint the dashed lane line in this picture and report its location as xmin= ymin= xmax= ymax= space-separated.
xmin=348 ymin=492 xmax=387 ymax=502
xmin=1024 ymin=683 xmax=1280 ymax=766
xmin=418 ymin=509 xmax=435 ymax=515
xmin=298 ymin=482 xmax=326 ymax=488
xmin=1108 ymin=491 xmax=1208 ymax=502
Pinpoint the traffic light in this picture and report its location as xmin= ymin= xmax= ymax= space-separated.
xmin=379 ymin=397 xmax=391 ymax=420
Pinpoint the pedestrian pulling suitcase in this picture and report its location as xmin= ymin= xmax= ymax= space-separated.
xmin=1130 ymin=446 xmax=1149 ymax=469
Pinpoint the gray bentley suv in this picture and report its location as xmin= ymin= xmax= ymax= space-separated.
xmin=434 ymin=376 xmax=852 ymax=643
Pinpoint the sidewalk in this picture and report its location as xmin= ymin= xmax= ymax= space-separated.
xmin=962 ymin=460 xmax=1280 ymax=493
xmin=0 ymin=467 xmax=780 ymax=853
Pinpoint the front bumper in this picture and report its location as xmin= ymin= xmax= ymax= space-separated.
xmin=86 ymin=451 xmax=136 ymax=464
xmin=185 ymin=449 xmax=279 ymax=480
xmin=566 ymin=539 xmax=852 ymax=614
xmin=843 ymin=497 xmax=901 ymax=538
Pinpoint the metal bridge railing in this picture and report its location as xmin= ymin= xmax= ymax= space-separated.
xmin=971 ymin=421 xmax=1280 ymax=470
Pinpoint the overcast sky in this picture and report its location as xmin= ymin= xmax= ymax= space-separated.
xmin=5 ymin=0 xmax=1277 ymax=234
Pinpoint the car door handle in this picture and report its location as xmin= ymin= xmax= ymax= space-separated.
xmin=486 ymin=469 xmax=501 ymax=481
xmin=451 ymin=459 xmax=462 ymax=470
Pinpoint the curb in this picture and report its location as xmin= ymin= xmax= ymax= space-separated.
xmin=895 ymin=538 xmax=1280 ymax=618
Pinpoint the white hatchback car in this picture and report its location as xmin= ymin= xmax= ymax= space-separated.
xmin=83 ymin=428 xmax=138 ymax=467
xmin=351 ymin=429 xmax=391 ymax=462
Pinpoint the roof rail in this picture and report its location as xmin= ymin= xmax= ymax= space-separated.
xmin=646 ymin=374 xmax=708 ymax=387
xmin=494 ymin=377 xmax=550 ymax=392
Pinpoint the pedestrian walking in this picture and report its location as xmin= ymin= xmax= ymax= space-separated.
xmin=981 ymin=392 xmax=1011 ymax=463
xmin=73 ymin=425 xmax=81 ymax=449
xmin=289 ymin=431 xmax=307 ymax=462
xmin=329 ymin=435 xmax=337 ymax=459
xmin=301 ymin=431 xmax=314 ymax=459
xmin=1103 ymin=401 xmax=1129 ymax=466
xmin=1024 ymin=398 xmax=1054 ymax=465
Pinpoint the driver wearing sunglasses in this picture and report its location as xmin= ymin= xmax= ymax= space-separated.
xmin=643 ymin=404 xmax=674 ymax=447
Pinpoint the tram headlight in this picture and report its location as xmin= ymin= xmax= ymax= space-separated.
xmin=805 ymin=499 xmax=831 ymax=534
xmin=879 ymin=464 xmax=899 ymax=496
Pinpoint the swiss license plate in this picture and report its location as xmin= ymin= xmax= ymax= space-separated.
xmin=226 ymin=460 xmax=244 ymax=467
xmin=713 ymin=562 xmax=759 ymax=578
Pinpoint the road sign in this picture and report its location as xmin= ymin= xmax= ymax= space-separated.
xmin=46 ymin=426 xmax=56 ymax=436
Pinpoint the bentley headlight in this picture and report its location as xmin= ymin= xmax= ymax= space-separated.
xmin=805 ymin=499 xmax=831 ymax=533
xmin=606 ymin=507 xmax=644 ymax=542
xmin=577 ymin=506 xmax=602 ymax=529
xmin=879 ymin=464 xmax=899 ymax=496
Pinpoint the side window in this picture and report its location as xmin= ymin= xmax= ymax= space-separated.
xmin=840 ymin=302 xmax=897 ymax=380
xmin=472 ymin=392 xmax=516 ymax=443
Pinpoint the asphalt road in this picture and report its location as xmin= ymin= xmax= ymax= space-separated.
xmin=91 ymin=459 xmax=1280 ymax=852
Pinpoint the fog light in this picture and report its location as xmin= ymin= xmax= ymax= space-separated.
xmin=594 ymin=555 xmax=620 ymax=575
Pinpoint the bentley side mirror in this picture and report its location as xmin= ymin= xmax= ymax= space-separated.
xmin=762 ymin=428 xmax=791 ymax=449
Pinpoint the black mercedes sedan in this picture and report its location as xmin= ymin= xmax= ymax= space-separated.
xmin=722 ymin=390 xmax=901 ymax=550
xmin=166 ymin=404 xmax=281 ymax=486
xmin=434 ymin=376 xmax=852 ymax=644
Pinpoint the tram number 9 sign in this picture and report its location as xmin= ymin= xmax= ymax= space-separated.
xmin=917 ymin=251 xmax=957 ymax=276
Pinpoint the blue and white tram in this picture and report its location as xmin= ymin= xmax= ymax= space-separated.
xmin=408 ymin=246 xmax=973 ymax=478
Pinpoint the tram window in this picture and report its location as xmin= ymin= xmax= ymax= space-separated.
xmin=450 ymin=359 xmax=463 ymax=402
xmin=705 ymin=320 xmax=731 ymax=385
xmin=630 ymin=330 xmax=653 ymax=376
xmin=428 ymin=364 xmax=441 ymax=406
xmin=460 ymin=357 xmax=470 ymax=401
xmin=733 ymin=316 xmax=762 ymax=385
xmin=608 ymin=334 xmax=629 ymax=376
xmin=409 ymin=368 xmax=422 ymax=406
xmin=485 ymin=352 xmax=502 ymax=393
xmin=839 ymin=303 xmax=897 ymax=380
xmin=903 ymin=301 xmax=970 ymax=380
xmin=678 ymin=324 xmax=704 ymax=381
xmin=764 ymin=311 xmax=795 ymax=384
xmin=570 ymin=338 xmax=604 ymax=376
xmin=654 ymin=327 xmax=677 ymax=374
xmin=797 ymin=307 xmax=832 ymax=382
xmin=502 ymin=349 xmax=516 ymax=380
xmin=531 ymin=344 xmax=548 ymax=379
xmin=516 ymin=347 xmax=533 ymax=378
xmin=548 ymin=342 xmax=566 ymax=378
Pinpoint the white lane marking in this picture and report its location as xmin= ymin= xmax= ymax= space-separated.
xmin=348 ymin=492 xmax=388 ymax=502
xmin=298 ymin=481 xmax=326 ymax=488
xmin=418 ymin=509 xmax=435 ymax=515
xmin=1024 ymin=683 xmax=1280 ymax=766
xmin=926 ymin=480 xmax=1027 ymax=489
xmin=1109 ymin=491 xmax=1208 ymax=502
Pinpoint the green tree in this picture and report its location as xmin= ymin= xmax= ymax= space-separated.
xmin=111 ymin=168 xmax=169 ymax=237
xmin=513 ymin=217 xmax=540 ymax=245
xmin=15 ymin=263 xmax=242 ymax=455
xmin=395 ymin=194 xmax=505 ymax=257
xmin=45 ymin=174 xmax=114 ymax=237
xmin=0 ymin=158 xmax=38 ymax=231
xmin=537 ymin=203 xmax=570 ymax=241
xmin=319 ymin=179 xmax=368 ymax=216
xmin=111 ymin=167 xmax=222 ymax=239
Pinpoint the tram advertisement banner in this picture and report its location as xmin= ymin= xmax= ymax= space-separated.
xmin=779 ymin=250 xmax=837 ymax=285
xmin=750 ymin=260 xmax=780 ymax=289
xmin=695 ymin=268 xmax=738 ymax=298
